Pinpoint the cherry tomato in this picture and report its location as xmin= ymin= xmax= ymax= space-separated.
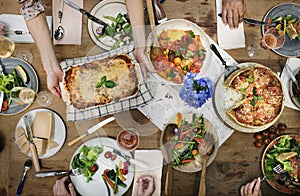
xmin=269 ymin=133 xmax=276 ymax=140
xmin=122 ymin=168 xmax=128 ymax=175
xmin=172 ymin=69 xmax=184 ymax=84
xmin=254 ymin=141 xmax=263 ymax=148
xmin=123 ymin=160 xmax=130 ymax=168
xmin=263 ymin=138 xmax=270 ymax=145
xmin=154 ymin=56 xmax=169 ymax=71
xmin=262 ymin=130 xmax=269 ymax=137
xmin=278 ymin=123 xmax=287 ymax=131
xmin=254 ymin=133 xmax=263 ymax=140
xmin=90 ymin=164 xmax=98 ymax=172
xmin=269 ymin=125 xmax=276 ymax=133
xmin=1 ymin=100 xmax=8 ymax=112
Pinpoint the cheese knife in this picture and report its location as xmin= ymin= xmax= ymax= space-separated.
xmin=112 ymin=148 xmax=148 ymax=168
xmin=67 ymin=117 xmax=115 ymax=146
xmin=23 ymin=115 xmax=40 ymax=172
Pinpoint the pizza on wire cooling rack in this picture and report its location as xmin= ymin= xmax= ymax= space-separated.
xmin=61 ymin=54 xmax=139 ymax=110
xmin=224 ymin=64 xmax=284 ymax=128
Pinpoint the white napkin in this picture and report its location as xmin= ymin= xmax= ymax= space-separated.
xmin=280 ymin=58 xmax=300 ymax=111
xmin=216 ymin=0 xmax=245 ymax=49
xmin=131 ymin=150 xmax=163 ymax=196
xmin=52 ymin=0 xmax=82 ymax=45
xmin=0 ymin=14 xmax=52 ymax=43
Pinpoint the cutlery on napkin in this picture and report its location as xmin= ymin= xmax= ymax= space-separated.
xmin=52 ymin=0 xmax=82 ymax=45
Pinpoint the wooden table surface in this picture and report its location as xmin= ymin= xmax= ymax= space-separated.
xmin=1 ymin=0 xmax=300 ymax=195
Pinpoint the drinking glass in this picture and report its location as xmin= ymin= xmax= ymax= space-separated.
xmin=260 ymin=28 xmax=285 ymax=50
xmin=10 ymin=87 xmax=36 ymax=105
xmin=0 ymin=36 xmax=15 ymax=58
xmin=36 ymin=90 xmax=53 ymax=106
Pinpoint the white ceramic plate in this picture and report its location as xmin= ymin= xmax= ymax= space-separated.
xmin=88 ymin=0 xmax=128 ymax=50
xmin=70 ymin=137 xmax=134 ymax=196
xmin=15 ymin=108 xmax=66 ymax=159
xmin=146 ymin=19 xmax=212 ymax=85
xmin=213 ymin=62 xmax=284 ymax=133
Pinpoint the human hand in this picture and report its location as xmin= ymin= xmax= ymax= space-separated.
xmin=240 ymin=177 xmax=262 ymax=196
xmin=133 ymin=47 xmax=156 ymax=78
xmin=46 ymin=66 xmax=63 ymax=98
xmin=0 ymin=22 xmax=6 ymax=36
xmin=53 ymin=176 xmax=76 ymax=196
xmin=136 ymin=175 xmax=155 ymax=196
xmin=221 ymin=0 xmax=246 ymax=29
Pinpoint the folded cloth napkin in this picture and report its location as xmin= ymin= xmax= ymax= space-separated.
xmin=52 ymin=0 xmax=82 ymax=45
xmin=132 ymin=150 xmax=163 ymax=196
xmin=281 ymin=57 xmax=300 ymax=111
xmin=0 ymin=14 xmax=52 ymax=43
xmin=216 ymin=0 xmax=245 ymax=49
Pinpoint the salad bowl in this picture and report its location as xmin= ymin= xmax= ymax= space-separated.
xmin=261 ymin=134 xmax=300 ymax=194
xmin=160 ymin=113 xmax=219 ymax=173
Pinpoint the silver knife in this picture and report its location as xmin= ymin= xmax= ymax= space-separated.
xmin=217 ymin=13 xmax=276 ymax=26
xmin=285 ymin=64 xmax=300 ymax=90
xmin=64 ymin=0 xmax=107 ymax=26
xmin=67 ymin=117 xmax=115 ymax=146
xmin=112 ymin=148 xmax=148 ymax=168
xmin=5 ymin=30 xmax=29 ymax=35
xmin=35 ymin=168 xmax=81 ymax=177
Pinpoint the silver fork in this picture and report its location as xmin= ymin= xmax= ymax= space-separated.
xmin=261 ymin=164 xmax=284 ymax=182
xmin=35 ymin=168 xmax=81 ymax=177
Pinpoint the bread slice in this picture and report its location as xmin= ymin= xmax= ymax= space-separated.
xmin=47 ymin=139 xmax=58 ymax=150
xmin=32 ymin=112 xmax=53 ymax=139
xmin=15 ymin=127 xmax=25 ymax=137
xmin=15 ymin=134 xmax=30 ymax=154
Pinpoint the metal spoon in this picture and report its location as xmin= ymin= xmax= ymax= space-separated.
xmin=54 ymin=0 xmax=65 ymax=40
xmin=16 ymin=160 xmax=32 ymax=195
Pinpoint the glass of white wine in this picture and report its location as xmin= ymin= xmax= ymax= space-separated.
xmin=0 ymin=36 xmax=15 ymax=58
xmin=10 ymin=87 xmax=36 ymax=105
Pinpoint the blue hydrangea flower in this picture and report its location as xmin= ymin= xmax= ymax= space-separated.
xmin=179 ymin=72 xmax=214 ymax=108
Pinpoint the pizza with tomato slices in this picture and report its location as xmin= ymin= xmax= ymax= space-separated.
xmin=61 ymin=54 xmax=139 ymax=110
xmin=225 ymin=64 xmax=284 ymax=128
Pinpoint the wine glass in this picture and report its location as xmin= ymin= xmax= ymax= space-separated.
xmin=260 ymin=28 xmax=285 ymax=50
xmin=36 ymin=90 xmax=53 ymax=106
xmin=0 ymin=36 xmax=15 ymax=58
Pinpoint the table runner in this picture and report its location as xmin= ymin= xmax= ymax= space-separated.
xmin=138 ymin=36 xmax=236 ymax=147
xmin=60 ymin=45 xmax=153 ymax=121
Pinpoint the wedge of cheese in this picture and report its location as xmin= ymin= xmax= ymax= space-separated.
xmin=15 ymin=126 xmax=25 ymax=137
xmin=47 ymin=139 xmax=58 ymax=150
xmin=15 ymin=134 xmax=30 ymax=154
xmin=32 ymin=112 xmax=53 ymax=139
xmin=33 ymin=138 xmax=47 ymax=157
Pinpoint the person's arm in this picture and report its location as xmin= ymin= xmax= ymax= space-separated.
xmin=26 ymin=13 xmax=63 ymax=98
xmin=221 ymin=0 xmax=246 ymax=29
xmin=125 ymin=0 xmax=156 ymax=77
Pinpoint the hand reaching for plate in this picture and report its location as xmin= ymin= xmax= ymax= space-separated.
xmin=53 ymin=176 xmax=76 ymax=196
xmin=240 ymin=177 xmax=262 ymax=196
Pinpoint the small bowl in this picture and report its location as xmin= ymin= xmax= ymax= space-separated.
xmin=289 ymin=68 xmax=300 ymax=109
xmin=117 ymin=129 xmax=139 ymax=151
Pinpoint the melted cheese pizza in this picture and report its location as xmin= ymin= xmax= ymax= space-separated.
xmin=225 ymin=64 xmax=284 ymax=128
xmin=62 ymin=54 xmax=139 ymax=110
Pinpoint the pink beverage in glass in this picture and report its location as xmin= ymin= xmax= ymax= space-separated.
xmin=261 ymin=28 xmax=285 ymax=49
